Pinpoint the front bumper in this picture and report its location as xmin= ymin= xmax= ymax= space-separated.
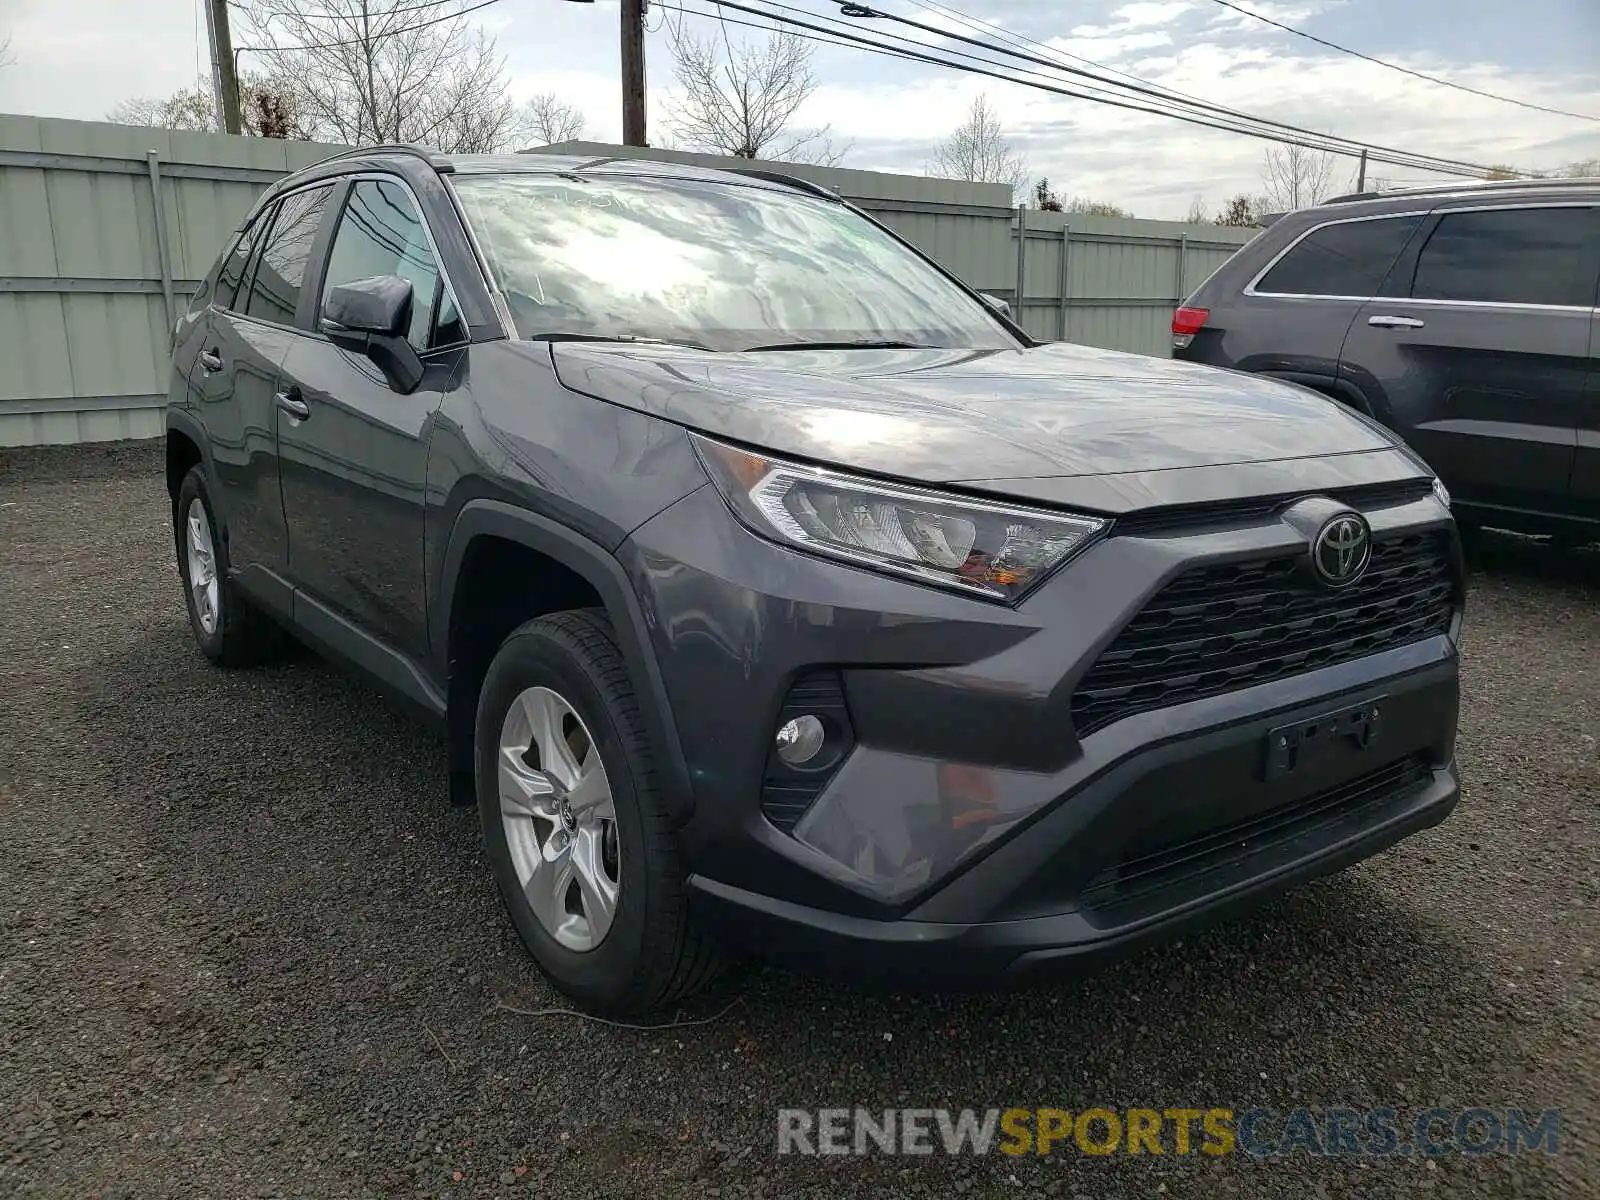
xmin=688 ymin=670 xmax=1457 ymax=984
xmin=622 ymin=483 xmax=1461 ymax=982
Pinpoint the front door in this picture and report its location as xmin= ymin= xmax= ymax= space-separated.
xmin=1339 ymin=204 xmax=1599 ymax=516
xmin=275 ymin=176 xmax=467 ymax=661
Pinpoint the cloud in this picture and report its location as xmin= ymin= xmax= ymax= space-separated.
xmin=2 ymin=0 xmax=1597 ymax=221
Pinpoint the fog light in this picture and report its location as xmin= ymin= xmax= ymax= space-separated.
xmin=775 ymin=715 xmax=826 ymax=766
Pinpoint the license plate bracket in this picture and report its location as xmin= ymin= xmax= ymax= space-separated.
xmin=1263 ymin=696 xmax=1386 ymax=781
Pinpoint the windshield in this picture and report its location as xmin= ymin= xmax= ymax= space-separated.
xmin=451 ymin=173 xmax=1016 ymax=353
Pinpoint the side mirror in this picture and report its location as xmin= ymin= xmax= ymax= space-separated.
xmin=979 ymin=292 xmax=1012 ymax=320
xmin=321 ymin=275 xmax=424 ymax=394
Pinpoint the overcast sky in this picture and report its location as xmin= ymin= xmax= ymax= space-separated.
xmin=2 ymin=0 xmax=1598 ymax=218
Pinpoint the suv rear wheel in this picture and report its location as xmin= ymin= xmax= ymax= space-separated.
xmin=175 ymin=466 xmax=288 ymax=666
xmin=476 ymin=609 xmax=723 ymax=1014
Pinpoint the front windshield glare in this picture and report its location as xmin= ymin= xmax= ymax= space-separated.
xmin=452 ymin=173 xmax=1016 ymax=352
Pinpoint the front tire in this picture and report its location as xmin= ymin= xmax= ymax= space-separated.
xmin=174 ymin=466 xmax=287 ymax=666
xmin=476 ymin=609 xmax=723 ymax=1015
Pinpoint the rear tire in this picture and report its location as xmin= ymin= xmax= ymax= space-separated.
xmin=476 ymin=609 xmax=724 ymax=1015
xmin=174 ymin=466 xmax=288 ymax=666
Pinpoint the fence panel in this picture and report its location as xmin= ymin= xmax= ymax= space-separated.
xmin=0 ymin=124 xmax=1256 ymax=447
xmin=0 ymin=116 xmax=348 ymax=447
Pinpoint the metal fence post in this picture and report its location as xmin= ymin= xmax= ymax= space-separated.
xmin=1057 ymin=224 xmax=1071 ymax=342
xmin=1014 ymin=204 xmax=1027 ymax=328
xmin=1175 ymin=232 xmax=1189 ymax=304
xmin=146 ymin=150 xmax=176 ymax=338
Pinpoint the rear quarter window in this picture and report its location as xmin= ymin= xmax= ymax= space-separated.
xmin=216 ymin=219 xmax=264 ymax=311
xmin=1254 ymin=215 xmax=1424 ymax=298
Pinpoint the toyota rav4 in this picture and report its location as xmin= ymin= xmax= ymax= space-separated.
xmin=166 ymin=146 xmax=1463 ymax=1014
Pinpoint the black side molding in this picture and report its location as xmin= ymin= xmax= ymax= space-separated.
xmin=433 ymin=500 xmax=696 ymax=825
xmin=293 ymin=589 xmax=447 ymax=726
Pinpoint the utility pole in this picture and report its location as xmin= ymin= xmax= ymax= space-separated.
xmin=621 ymin=0 xmax=646 ymax=145
xmin=206 ymin=0 xmax=243 ymax=135
xmin=1357 ymin=148 xmax=1369 ymax=192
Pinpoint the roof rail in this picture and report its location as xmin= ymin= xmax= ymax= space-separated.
xmin=1322 ymin=176 xmax=1596 ymax=205
xmin=311 ymin=143 xmax=455 ymax=174
xmin=722 ymin=166 xmax=841 ymax=200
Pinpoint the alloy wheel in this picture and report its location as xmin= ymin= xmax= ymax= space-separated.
xmin=185 ymin=498 xmax=220 ymax=636
xmin=497 ymin=686 xmax=621 ymax=952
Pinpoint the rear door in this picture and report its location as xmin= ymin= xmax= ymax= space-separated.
xmin=190 ymin=197 xmax=304 ymax=579
xmin=275 ymin=175 xmax=467 ymax=661
xmin=1340 ymin=203 xmax=1599 ymax=514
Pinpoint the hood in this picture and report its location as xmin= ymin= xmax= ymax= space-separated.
xmin=541 ymin=341 xmax=1418 ymax=513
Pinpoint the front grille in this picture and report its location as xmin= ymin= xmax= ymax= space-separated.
xmin=1111 ymin=478 xmax=1434 ymax=537
xmin=1071 ymin=531 xmax=1455 ymax=736
xmin=1079 ymin=755 xmax=1433 ymax=919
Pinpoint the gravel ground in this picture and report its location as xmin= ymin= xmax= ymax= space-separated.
xmin=1 ymin=440 xmax=1595 ymax=1200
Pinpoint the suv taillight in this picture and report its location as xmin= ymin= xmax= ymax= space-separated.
xmin=1171 ymin=306 xmax=1209 ymax=349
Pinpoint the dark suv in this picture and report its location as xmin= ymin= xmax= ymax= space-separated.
xmin=167 ymin=146 xmax=1463 ymax=1014
xmin=1173 ymin=178 xmax=1600 ymax=540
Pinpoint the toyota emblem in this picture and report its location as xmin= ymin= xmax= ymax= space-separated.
xmin=1311 ymin=512 xmax=1372 ymax=587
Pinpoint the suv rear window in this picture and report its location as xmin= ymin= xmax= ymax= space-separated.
xmin=243 ymin=184 xmax=335 ymax=326
xmin=1254 ymin=215 xmax=1422 ymax=298
xmin=1409 ymin=206 xmax=1600 ymax=307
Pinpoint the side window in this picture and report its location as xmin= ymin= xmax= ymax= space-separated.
xmin=216 ymin=218 xmax=264 ymax=310
xmin=1409 ymin=207 xmax=1600 ymax=307
xmin=1255 ymin=215 xmax=1423 ymax=298
xmin=243 ymin=184 xmax=335 ymax=326
xmin=321 ymin=179 xmax=459 ymax=349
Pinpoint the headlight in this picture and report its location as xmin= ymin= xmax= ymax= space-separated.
xmin=693 ymin=435 xmax=1106 ymax=603
xmin=1432 ymin=477 xmax=1451 ymax=509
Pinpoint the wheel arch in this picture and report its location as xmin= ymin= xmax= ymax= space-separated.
xmin=434 ymin=500 xmax=694 ymax=826
xmin=165 ymin=410 xmax=216 ymax=502
xmin=1254 ymin=369 xmax=1377 ymax=418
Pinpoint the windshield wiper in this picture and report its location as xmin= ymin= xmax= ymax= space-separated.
xmin=740 ymin=339 xmax=932 ymax=352
xmin=526 ymin=331 xmax=712 ymax=351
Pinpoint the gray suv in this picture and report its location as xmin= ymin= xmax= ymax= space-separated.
xmin=1173 ymin=178 xmax=1600 ymax=541
xmin=167 ymin=146 xmax=1463 ymax=1014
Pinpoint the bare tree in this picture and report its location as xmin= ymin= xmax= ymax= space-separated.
xmin=928 ymin=95 xmax=1027 ymax=200
xmin=522 ymin=91 xmax=586 ymax=146
xmin=666 ymin=22 xmax=845 ymax=164
xmin=1 ymin=34 xmax=14 ymax=69
xmin=239 ymin=0 xmax=522 ymax=152
xmin=109 ymin=86 xmax=217 ymax=132
xmin=1563 ymin=157 xmax=1600 ymax=178
xmin=1260 ymin=143 xmax=1347 ymax=212
xmin=1064 ymin=197 xmax=1130 ymax=218
xmin=1215 ymin=193 xmax=1264 ymax=227
xmin=1185 ymin=194 xmax=1210 ymax=224
xmin=107 ymin=75 xmax=311 ymax=138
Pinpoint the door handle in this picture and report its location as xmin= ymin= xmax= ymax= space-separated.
xmin=198 ymin=349 xmax=224 ymax=373
xmin=275 ymin=387 xmax=311 ymax=422
xmin=1367 ymin=314 xmax=1426 ymax=329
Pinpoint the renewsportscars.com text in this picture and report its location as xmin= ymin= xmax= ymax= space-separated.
xmin=776 ymin=1107 xmax=1561 ymax=1158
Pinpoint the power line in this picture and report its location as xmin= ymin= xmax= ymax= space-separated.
xmin=825 ymin=1 xmax=1532 ymax=177
xmin=909 ymin=0 xmax=1552 ymax=180
xmin=1206 ymin=0 xmax=1600 ymax=124
xmin=686 ymin=0 xmax=1525 ymax=179
xmin=230 ymin=0 xmax=471 ymax=18
xmin=234 ymin=0 xmax=501 ymax=54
